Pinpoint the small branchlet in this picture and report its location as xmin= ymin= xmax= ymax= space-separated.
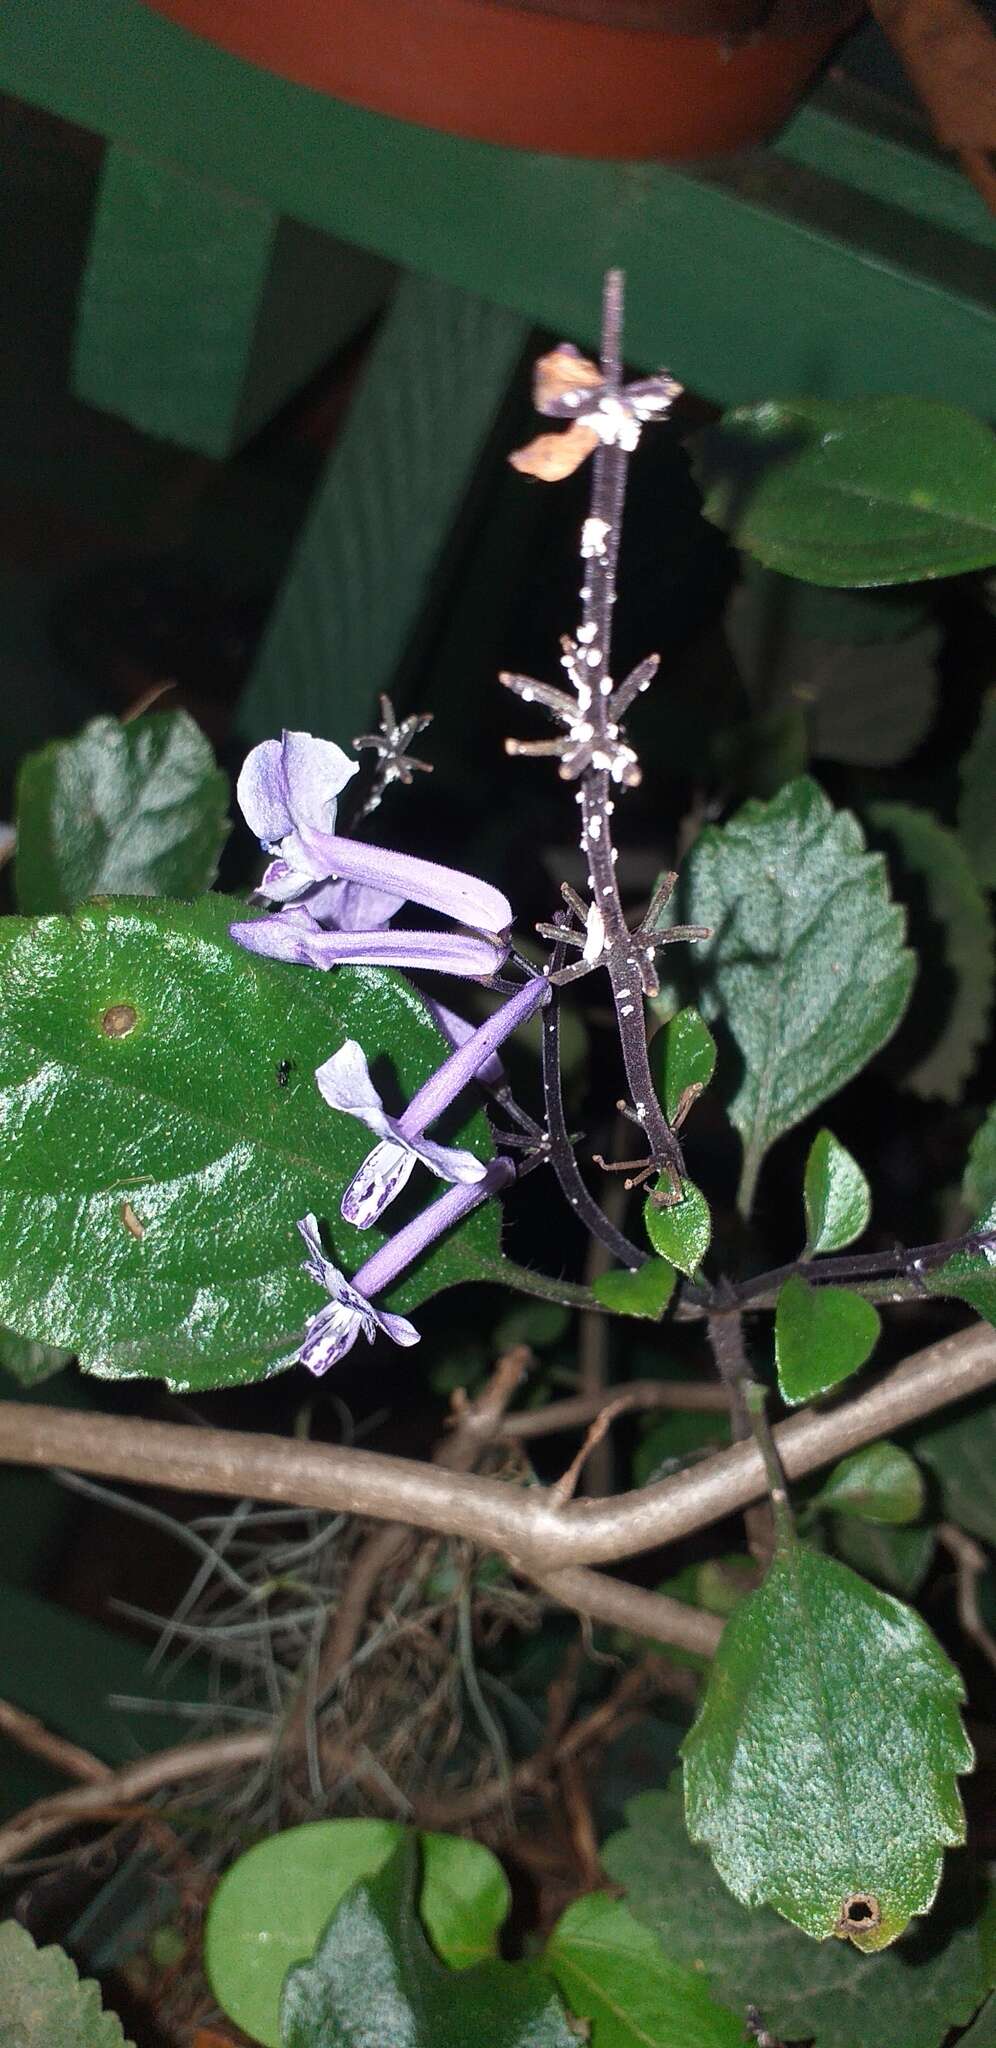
xmin=354 ymin=693 xmax=434 ymax=820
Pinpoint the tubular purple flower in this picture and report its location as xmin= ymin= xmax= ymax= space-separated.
xmin=230 ymin=904 xmax=506 ymax=979
xmin=296 ymin=1158 xmax=514 ymax=1374
xmin=421 ymin=997 xmax=506 ymax=1087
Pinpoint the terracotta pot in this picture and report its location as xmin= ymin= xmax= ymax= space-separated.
xmin=143 ymin=0 xmax=860 ymax=157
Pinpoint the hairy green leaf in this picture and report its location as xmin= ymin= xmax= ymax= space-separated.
xmin=965 ymin=1106 xmax=996 ymax=1219
xmin=592 ymin=1261 xmax=676 ymax=1320
xmin=602 ymin=1785 xmax=995 ymax=2048
xmin=0 ymin=1325 xmax=73 ymax=1386
xmin=914 ymin=1388 xmax=996 ymax=1548
xmin=14 ymin=710 xmax=230 ymax=913
xmin=831 ymin=1518 xmax=936 ymax=1596
xmin=206 ymin=1820 xmax=510 ymax=2048
xmin=681 ymin=1546 xmax=971 ymax=1947
xmin=694 ymin=398 xmax=996 ymax=585
xmin=650 ymin=1007 xmax=717 ymax=1125
xmin=0 ymin=896 xmax=499 ymax=1390
xmin=868 ymin=803 xmax=994 ymax=1103
xmin=775 ymin=1275 xmax=881 ymax=1405
xmin=0 ymin=1919 xmax=133 ymax=2047
xmin=279 ymin=1837 xmax=574 ymax=2048
xmin=813 ymin=1443 xmax=925 ymax=1525
xmin=804 ymin=1129 xmax=871 ymax=1254
xmin=659 ymin=778 xmax=914 ymax=1213
xmin=545 ymin=1893 xmax=743 ymax=2048
xmin=644 ymin=1179 xmax=711 ymax=1278
xmin=959 ymin=691 xmax=996 ymax=890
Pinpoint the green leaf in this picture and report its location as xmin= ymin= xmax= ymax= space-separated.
xmin=868 ymin=803 xmax=994 ymax=1103
xmin=681 ymin=1546 xmax=972 ymax=1947
xmin=964 ymin=1106 xmax=996 ymax=1219
xmin=634 ymin=1409 xmax=731 ymax=1488
xmin=602 ymin=1784 xmax=996 ymax=2048
xmin=205 ymin=1820 xmax=511 ymax=2048
xmin=592 ymin=1261 xmax=676 ymax=1320
xmin=544 ymin=1893 xmax=743 ymax=2048
xmin=0 ymin=896 xmax=499 ymax=1390
xmin=0 ymin=1919 xmax=133 ymax=2046
xmin=650 ymin=1007 xmax=717 ymax=1124
xmin=831 ymin=1517 xmax=936 ymax=1597
xmin=775 ymin=1274 xmax=881 ymax=1405
xmin=619 ymin=1554 xmax=754 ymax=1673
xmin=813 ymin=1443 xmax=926 ymax=1525
xmin=644 ymin=1179 xmax=710 ymax=1278
xmin=959 ymin=1995 xmax=996 ymax=2046
xmin=658 ymin=778 xmax=914 ymax=1213
xmin=14 ymin=710 xmax=230 ymax=914
xmin=925 ymin=1199 xmax=996 ymax=1331
xmin=914 ymin=1388 xmax=996 ymax=1548
xmin=959 ymin=691 xmax=996 ymax=890
xmin=804 ymin=1128 xmax=871 ymax=1254
xmin=279 ymin=1837 xmax=574 ymax=2048
xmin=0 ymin=1325 xmax=74 ymax=1386
xmin=693 ymin=397 xmax=996 ymax=585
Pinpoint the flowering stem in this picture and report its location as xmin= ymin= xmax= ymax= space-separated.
xmin=541 ymin=928 xmax=649 ymax=1268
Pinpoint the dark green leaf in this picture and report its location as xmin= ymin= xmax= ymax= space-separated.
xmin=813 ymin=1443 xmax=926 ymax=1525
xmin=0 ymin=1325 xmax=74 ymax=1386
xmin=650 ymin=1007 xmax=717 ymax=1125
xmin=775 ymin=1275 xmax=881 ymax=1405
xmin=831 ymin=1517 xmax=936 ymax=1597
xmin=733 ymin=562 xmax=931 ymax=645
xmin=925 ymin=1200 xmax=996 ymax=1331
xmin=634 ymin=1409 xmax=731 ymax=1488
xmin=804 ymin=1128 xmax=871 ymax=1254
xmin=545 ymin=1893 xmax=743 ymax=2048
xmin=602 ymin=1784 xmax=995 ymax=2048
xmin=959 ymin=1995 xmax=996 ymax=2046
xmin=0 ymin=1918 xmax=133 ymax=2046
xmin=593 ymin=1261 xmax=676 ymax=1320
xmin=681 ymin=1546 xmax=971 ymax=1946
xmin=205 ymin=1820 xmax=510 ymax=2048
xmin=658 ymin=778 xmax=914 ymax=1213
xmin=868 ymin=803 xmax=994 ymax=1103
xmin=959 ymin=691 xmax=996 ymax=890
xmin=914 ymin=1388 xmax=996 ymax=1548
xmin=493 ymin=1300 xmax=570 ymax=1350
xmin=693 ymin=398 xmax=996 ymax=585
xmin=964 ymin=1106 xmax=996 ymax=1219
xmin=279 ymin=1837 xmax=574 ymax=2048
xmin=644 ymin=1179 xmax=710 ymax=1278
xmin=0 ymin=897 xmax=499 ymax=1390
xmin=14 ymin=710 xmax=230 ymax=913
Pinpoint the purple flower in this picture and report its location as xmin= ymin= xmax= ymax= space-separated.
xmin=230 ymin=903 xmax=505 ymax=979
xmin=318 ymin=977 xmax=547 ymax=1227
xmin=296 ymin=1155 xmax=514 ymax=1374
xmin=237 ymin=731 xmax=358 ymax=897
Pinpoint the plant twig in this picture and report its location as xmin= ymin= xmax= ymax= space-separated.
xmin=499 ymin=1378 xmax=728 ymax=1440
xmin=0 ymin=1699 xmax=111 ymax=1786
xmin=0 ymin=1731 xmax=268 ymax=1867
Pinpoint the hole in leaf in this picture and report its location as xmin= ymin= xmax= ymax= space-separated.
xmin=101 ymin=1003 xmax=138 ymax=1038
xmin=838 ymin=1893 xmax=881 ymax=1934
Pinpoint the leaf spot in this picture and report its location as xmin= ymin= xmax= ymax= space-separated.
xmin=837 ymin=1893 xmax=881 ymax=1939
xmin=101 ymin=1003 xmax=138 ymax=1038
xmin=120 ymin=1200 xmax=145 ymax=1240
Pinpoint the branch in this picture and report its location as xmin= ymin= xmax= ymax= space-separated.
xmin=1 ymin=1324 xmax=992 ymax=1568
xmin=0 ymin=1730 xmax=268 ymax=1867
xmin=0 ymin=1699 xmax=111 ymax=1787
xmin=500 ymin=1378 xmax=728 ymax=1440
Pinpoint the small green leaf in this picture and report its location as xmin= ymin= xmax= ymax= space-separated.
xmin=602 ymin=1784 xmax=995 ymax=2048
xmin=775 ymin=1274 xmax=881 ymax=1405
xmin=0 ymin=1325 xmax=74 ymax=1386
xmin=964 ymin=1106 xmax=996 ymax=1220
xmin=959 ymin=691 xmax=996 ymax=890
xmin=813 ymin=1443 xmax=926 ymax=1525
xmin=206 ymin=1820 xmax=510 ymax=2048
xmin=832 ymin=1519 xmax=936 ymax=1597
xmin=693 ymin=397 xmax=996 ymax=585
xmin=545 ymin=1893 xmax=743 ymax=2048
xmin=644 ymin=1179 xmax=710 ymax=1278
xmin=14 ymin=709 xmax=230 ymax=913
xmin=0 ymin=897 xmax=498 ymax=1390
xmin=0 ymin=1919 xmax=134 ymax=2046
xmin=914 ymin=1388 xmax=996 ymax=1549
xmin=279 ymin=1837 xmax=574 ymax=2048
xmin=804 ymin=1129 xmax=871 ymax=1254
xmin=868 ymin=803 xmax=994 ymax=1104
xmin=681 ymin=1547 xmax=972 ymax=1947
xmin=656 ymin=778 xmax=914 ymax=1214
xmin=650 ymin=1007 xmax=717 ymax=1124
xmin=592 ymin=1261 xmax=676 ymax=1320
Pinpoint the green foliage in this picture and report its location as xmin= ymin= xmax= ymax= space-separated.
xmin=0 ymin=1325 xmax=73 ymax=1386
xmin=959 ymin=690 xmax=996 ymax=890
xmin=681 ymin=1546 xmax=971 ymax=1947
xmin=0 ymin=1919 xmax=133 ymax=2047
xmin=279 ymin=1837 xmax=574 ymax=2048
xmin=592 ymin=1260 xmax=676 ymax=1320
xmin=959 ymin=1996 xmax=996 ymax=2046
xmin=775 ymin=1275 xmax=881 ymax=1405
xmin=602 ymin=1785 xmax=996 ymax=2048
xmin=650 ymin=1006 xmax=717 ymax=1123
xmin=634 ymin=1408 xmax=731 ymax=1487
xmin=926 ymin=1199 xmax=996 ymax=1331
xmin=914 ymin=1390 xmax=996 ymax=1548
xmin=804 ymin=1129 xmax=871 ymax=1254
xmin=964 ymin=1105 xmax=996 ymax=1218
xmin=868 ymin=803 xmax=994 ymax=1103
xmin=205 ymin=1820 xmax=510 ymax=2048
xmin=660 ymin=778 xmax=914 ymax=1212
xmin=693 ymin=397 xmax=996 ymax=585
xmin=544 ymin=1894 xmax=743 ymax=2048
xmin=644 ymin=1179 xmax=711 ymax=1277
xmin=812 ymin=1443 xmax=926 ymax=1525
xmin=831 ymin=1518 xmax=936 ymax=1597
xmin=0 ymin=896 xmax=499 ymax=1389
xmin=14 ymin=709 xmax=230 ymax=913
